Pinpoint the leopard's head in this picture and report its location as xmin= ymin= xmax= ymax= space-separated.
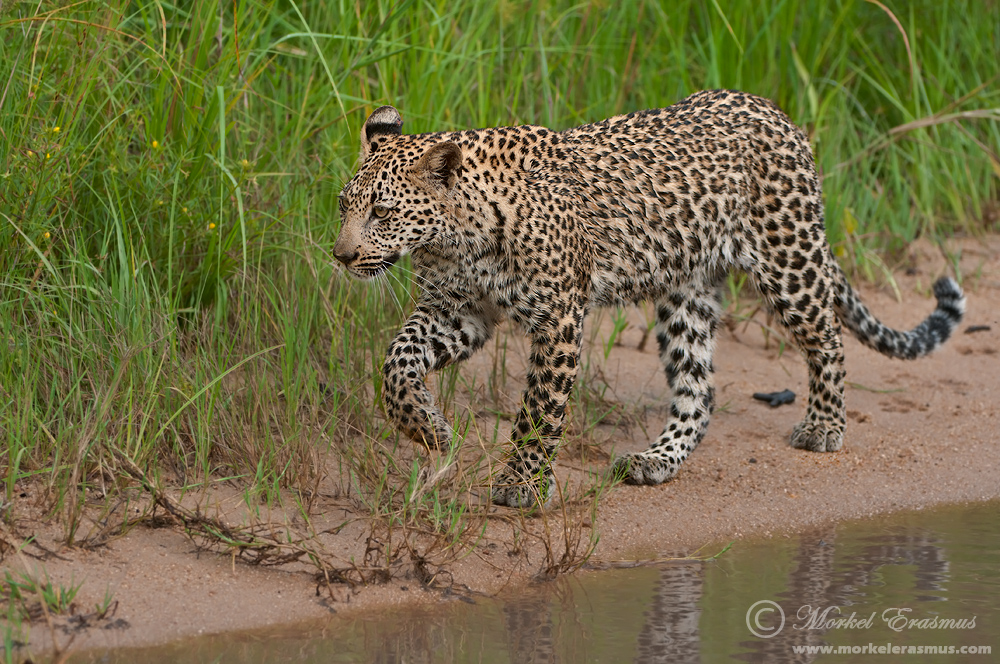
xmin=333 ymin=106 xmax=463 ymax=280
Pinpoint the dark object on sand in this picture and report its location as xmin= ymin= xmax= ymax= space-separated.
xmin=753 ymin=389 xmax=796 ymax=407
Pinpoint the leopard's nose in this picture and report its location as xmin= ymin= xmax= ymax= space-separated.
xmin=332 ymin=238 xmax=359 ymax=265
xmin=333 ymin=248 xmax=359 ymax=265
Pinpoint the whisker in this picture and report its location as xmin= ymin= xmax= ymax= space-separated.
xmin=386 ymin=266 xmax=420 ymax=305
xmin=392 ymin=264 xmax=446 ymax=303
xmin=382 ymin=270 xmax=406 ymax=315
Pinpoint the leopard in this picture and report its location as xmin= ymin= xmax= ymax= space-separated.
xmin=333 ymin=89 xmax=965 ymax=509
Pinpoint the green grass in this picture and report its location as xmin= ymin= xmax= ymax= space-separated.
xmin=2 ymin=569 xmax=81 ymax=620
xmin=0 ymin=0 xmax=997 ymax=584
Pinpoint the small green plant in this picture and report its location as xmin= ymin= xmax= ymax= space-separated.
xmin=2 ymin=569 xmax=81 ymax=620
xmin=603 ymin=308 xmax=630 ymax=359
xmin=95 ymin=585 xmax=116 ymax=619
xmin=723 ymin=273 xmax=749 ymax=312
xmin=1 ymin=602 xmax=25 ymax=664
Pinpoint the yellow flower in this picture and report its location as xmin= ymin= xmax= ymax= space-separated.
xmin=43 ymin=232 xmax=51 ymax=239
xmin=152 ymin=140 xmax=159 ymax=149
xmin=209 ymin=223 xmax=216 ymax=230
xmin=182 ymin=207 xmax=188 ymax=215
xmin=239 ymin=158 xmax=249 ymax=169
xmin=46 ymin=153 xmax=51 ymax=159
xmin=53 ymin=126 xmax=60 ymax=133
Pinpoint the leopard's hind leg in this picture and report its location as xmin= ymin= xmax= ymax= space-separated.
xmin=755 ymin=260 xmax=847 ymax=453
xmin=613 ymin=286 xmax=720 ymax=484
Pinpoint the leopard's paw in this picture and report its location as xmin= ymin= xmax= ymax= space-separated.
xmin=425 ymin=412 xmax=455 ymax=450
xmin=403 ymin=410 xmax=454 ymax=450
xmin=611 ymin=453 xmax=679 ymax=485
xmin=790 ymin=421 xmax=844 ymax=452
xmin=490 ymin=467 xmax=554 ymax=509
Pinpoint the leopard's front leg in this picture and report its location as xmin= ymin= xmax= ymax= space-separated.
xmin=491 ymin=307 xmax=584 ymax=508
xmin=383 ymin=302 xmax=496 ymax=448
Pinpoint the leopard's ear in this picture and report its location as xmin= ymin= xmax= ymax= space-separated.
xmin=413 ymin=142 xmax=462 ymax=191
xmin=360 ymin=105 xmax=402 ymax=162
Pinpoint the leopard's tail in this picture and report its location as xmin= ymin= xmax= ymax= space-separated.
xmin=833 ymin=268 xmax=965 ymax=360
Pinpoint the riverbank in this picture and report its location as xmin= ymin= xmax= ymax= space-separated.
xmin=5 ymin=236 xmax=999 ymax=659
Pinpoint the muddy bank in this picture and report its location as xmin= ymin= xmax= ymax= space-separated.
xmin=4 ymin=236 xmax=999 ymax=657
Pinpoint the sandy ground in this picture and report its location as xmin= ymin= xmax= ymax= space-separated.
xmin=3 ymin=235 xmax=999 ymax=658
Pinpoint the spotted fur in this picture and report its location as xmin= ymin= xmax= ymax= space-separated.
xmin=334 ymin=90 xmax=965 ymax=508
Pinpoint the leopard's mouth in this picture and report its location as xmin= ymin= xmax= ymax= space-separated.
xmin=348 ymin=252 xmax=401 ymax=281
xmin=381 ymin=251 xmax=401 ymax=270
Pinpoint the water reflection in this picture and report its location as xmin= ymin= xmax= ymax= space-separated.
xmin=634 ymin=563 xmax=703 ymax=663
xmin=737 ymin=526 xmax=958 ymax=663
xmin=850 ymin=531 xmax=950 ymax=601
xmin=503 ymin=593 xmax=557 ymax=663
xmin=73 ymin=501 xmax=999 ymax=664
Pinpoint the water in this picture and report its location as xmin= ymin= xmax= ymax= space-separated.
xmin=78 ymin=501 xmax=999 ymax=663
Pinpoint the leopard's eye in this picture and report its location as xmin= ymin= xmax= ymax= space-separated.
xmin=372 ymin=204 xmax=391 ymax=219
